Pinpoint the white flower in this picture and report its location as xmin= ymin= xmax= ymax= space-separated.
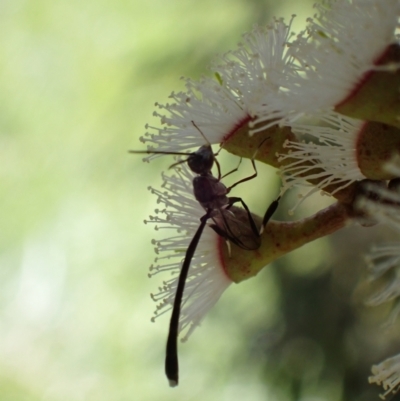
xmin=359 ymin=181 xmax=400 ymax=233
xmin=277 ymin=112 xmax=365 ymax=213
xmin=365 ymin=244 xmax=400 ymax=282
xmin=354 ymin=158 xmax=400 ymax=330
xmin=369 ymin=353 xmax=400 ymax=399
xmin=140 ymin=77 xmax=251 ymax=160
xmin=358 ymin=177 xmax=400 ymax=312
xmin=255 ymin=0 xmax=400 ymax=131
xmin=212 ymin=16 xmax=298 ymax=119
xmin=140 ymin=17 xmax=300 ymax=157
xmin=147 ymin=163 xmax=231 ymax=341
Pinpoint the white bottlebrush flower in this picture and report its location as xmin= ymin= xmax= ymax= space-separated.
xmin=358 ymin=158 xmax=400 ymax=319
xmin=140 ymin=17 xmax=300 ymax=157
xmin=212 ymin=16 xmax=298 ymax=119
xmin=140 ymin=77 xmax=251 ymax=160
xmin=255 ymin=0 xmax=400 ymax=131
xmin=360 ymin=166 xmax=400 ymax=399
xmin=365 ymin=264 xmax=400 ymax=310
xmin=359 ymin=179 xmax=400 ymax=233
xmin=277 ymin=112 xmax=365 ymax=212
xmin=365 ymin=244 xmax=400 ymax=283
xmin=147 ymin=163 xmax=231 ymax=341
xmin=369 ymin=353 xmax=400 ymax=400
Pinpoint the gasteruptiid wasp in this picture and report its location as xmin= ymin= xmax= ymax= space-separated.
xmin=130 ymin=122 xmax=280 ymax=386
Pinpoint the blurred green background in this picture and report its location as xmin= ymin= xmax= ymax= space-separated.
xmin=1 ymin=1 xmax=399 ymax=400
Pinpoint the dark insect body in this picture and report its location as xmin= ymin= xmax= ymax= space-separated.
xmin=130 ymin=124 xmax=280 ymax=386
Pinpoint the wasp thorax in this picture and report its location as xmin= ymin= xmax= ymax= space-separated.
xmin=193 ymin=174 xmax=228 ymax=210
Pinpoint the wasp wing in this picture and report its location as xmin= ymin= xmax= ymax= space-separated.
xmin=209 ymin=206 xmax=262 ymax=250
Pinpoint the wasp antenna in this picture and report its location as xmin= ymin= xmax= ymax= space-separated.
xmin=169 ymin=158 xmax=189 ymax=169
xmin=129 ymin=150 xmax=192 ymax=156
xmin=191 ymin=121 xmax=211 ymax=147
